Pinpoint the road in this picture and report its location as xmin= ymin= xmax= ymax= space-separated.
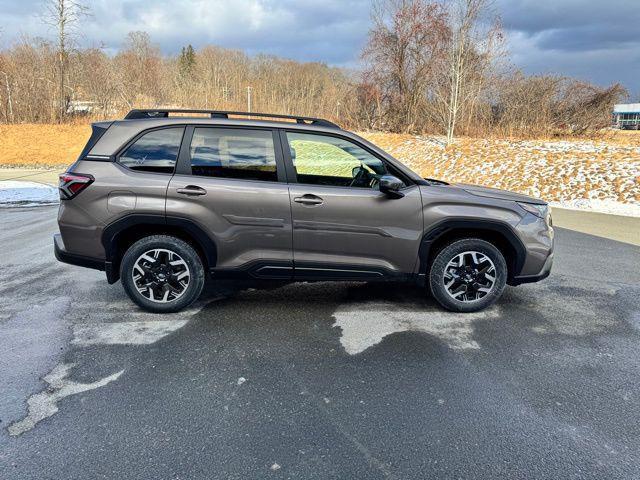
xmin=1 ymin=205 xmax=639 ymax=479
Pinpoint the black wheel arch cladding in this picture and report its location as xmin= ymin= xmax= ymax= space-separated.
xmin=418 ymin=218 xmax=526 ymax=281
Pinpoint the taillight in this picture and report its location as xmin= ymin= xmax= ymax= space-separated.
xmin=59 ymin=173 xmax=94 ymax=199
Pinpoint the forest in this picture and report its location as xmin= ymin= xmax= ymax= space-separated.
xmin=0 ymin=0 xmax=627 ymax=140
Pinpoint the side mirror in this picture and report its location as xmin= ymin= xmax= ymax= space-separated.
xmin=379 ymin=175 xmax=405 ymax=198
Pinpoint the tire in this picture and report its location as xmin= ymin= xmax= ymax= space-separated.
xmin=120 ymin=235 xmax=205 ymax=313
xmin=428 ymin=238 xmax=507 ymax=313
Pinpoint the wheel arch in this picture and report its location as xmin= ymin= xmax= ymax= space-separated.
xmin=102 ymin=214 xmax=217 ymax=283
xmin=419 ymin=218 xmax=526 ymax=283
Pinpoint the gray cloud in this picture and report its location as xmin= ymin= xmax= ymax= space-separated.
xmin=0 ymin=0 xmax=637 ymax=92
xmin=497 ymin=0 xmax=640 ymax=90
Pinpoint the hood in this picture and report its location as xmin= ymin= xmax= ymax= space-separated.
xmin=455 ymin=183 xmax=546 ymax=205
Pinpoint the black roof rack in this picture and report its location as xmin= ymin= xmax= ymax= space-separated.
xmin=124 ymin=109 xmax=340 ymax=129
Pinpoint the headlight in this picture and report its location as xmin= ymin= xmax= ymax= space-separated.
xmin=517 ymin=201 xmax=549 ymax=219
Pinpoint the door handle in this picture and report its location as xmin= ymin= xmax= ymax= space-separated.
xmin=176 ymin=185 xmax=207 ymax=196
xmin=294 ymin=194 xmax=323 ymax=206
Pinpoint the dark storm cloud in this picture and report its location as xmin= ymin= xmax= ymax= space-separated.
xmin=496 ymin=0 xmax=640 ymax=89
xmin=0 ymin=0 xmax=372 ymax=64
xmin=0 ymin=0 xmax=637 ymax=89
xmin=497 ymin=0 xmax=640 ymax=38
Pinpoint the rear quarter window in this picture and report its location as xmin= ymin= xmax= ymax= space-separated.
xmin=119 ymin=128 xmax=184 ymax=174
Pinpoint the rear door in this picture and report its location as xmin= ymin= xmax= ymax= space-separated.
xmin=166 ymin=126 xmax=293 ymax=277
xmin=281 ymin=130 xmax=424 ymax=279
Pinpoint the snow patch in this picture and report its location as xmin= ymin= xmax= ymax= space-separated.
xmin=72 ymin=320 xmax=190 ymax=345
xmin=551 ymin=199 xmax=640 ymax=218
xmin=333 ymin=302 xmax=500 ymax=355
xmin=361 ymin=133 xmax=640 ymax=215
xmin=0 ymin=180 xmax=59 ymax=207
xmin=8 ymin=363 xmax=124 ymax=436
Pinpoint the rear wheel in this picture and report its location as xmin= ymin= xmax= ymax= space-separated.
xmin=121 ymin=235 xmax=205 ymax=313
xmin=429 ymin=238 xmax=507 ymax=312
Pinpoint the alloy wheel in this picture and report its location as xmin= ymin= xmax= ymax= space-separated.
xmin=443 ymin=251 xmax=496 ymax=302
xmin=132 ymin=248 xmax=190 ymax=303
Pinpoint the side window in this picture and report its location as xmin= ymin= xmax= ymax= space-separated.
xmin=189 ymin=128 xmax=278 ymax=182
xmin=119 ymin=127 xmax=184 ymax=174
xmin=286 ymin=132 xmax=391 ymax=188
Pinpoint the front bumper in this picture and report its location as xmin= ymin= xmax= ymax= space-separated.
xmin=511 ymin=252 xmax=553 ymax=285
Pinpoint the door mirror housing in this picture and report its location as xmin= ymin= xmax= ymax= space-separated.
xmin=379 ymin=175 xmax=405 ymax=198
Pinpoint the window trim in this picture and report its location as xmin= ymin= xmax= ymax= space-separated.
xmin=278 ymin=129 xmax=413 ymax=189
xmin=115 ymin=125 xmax=187 ymax=176
xmin=175 ymin=125 xmax=287 ymax=183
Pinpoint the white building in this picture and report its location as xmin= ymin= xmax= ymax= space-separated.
xmin=613 ymin=103 xmax=640 ymax=129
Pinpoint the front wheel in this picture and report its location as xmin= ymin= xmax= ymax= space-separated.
xmin=120 ymin=235 xmax=205 ymax=313
xmin=429 ymin=238 xmax=507 ymax=313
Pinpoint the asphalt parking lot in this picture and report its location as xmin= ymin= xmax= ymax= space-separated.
xmin=1 ymin=205 xmax=639 ymax=479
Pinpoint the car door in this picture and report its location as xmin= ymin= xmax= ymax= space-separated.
xmin=281 ymin=130 xmax=424 ymax=279
xmin=166 ymin=125 xmax=293 ymax=278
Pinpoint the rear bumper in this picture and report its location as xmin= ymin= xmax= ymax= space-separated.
xmin=55 ymin=234 xmax=118 ymax=283
xmin=510 ymin=252 xmax=553 ymax=285
xmin=54 ymin=233 xmax=105 ymax=271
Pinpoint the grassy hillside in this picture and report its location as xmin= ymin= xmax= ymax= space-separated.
xmin=1 ymin=124 xmax=638 ymax=208
xmin=0 ymin=124 xmax=90 ymax=168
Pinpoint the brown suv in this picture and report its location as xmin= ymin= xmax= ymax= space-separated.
xmin=55 ymin=109 xmax=554 ymax=313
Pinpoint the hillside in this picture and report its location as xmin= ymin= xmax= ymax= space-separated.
xmin=1 ymin=124 xmax=638 ymax=215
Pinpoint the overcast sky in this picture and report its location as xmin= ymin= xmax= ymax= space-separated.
xmin=0 ymin=0 xmax=638 ymax=93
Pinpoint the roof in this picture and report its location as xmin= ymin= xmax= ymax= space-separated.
xmin=124 ymin=109 xmax=341 ymax=129
xmin=89 ymin=116 xmax=352 ymax=158
xmin=85 ymin=108 xmax=426 ymax=185
xmin=613 ymin=103 xmax=640 ymax=114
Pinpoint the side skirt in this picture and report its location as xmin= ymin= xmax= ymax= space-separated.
xmin=210 ymin=260 xmax=415 ymax=283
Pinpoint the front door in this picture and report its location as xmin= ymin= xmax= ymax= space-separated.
xmin=166 ymin=126 xmax=293 ymax=278
xmin=282 ymin=130 xmax=423 ymax=279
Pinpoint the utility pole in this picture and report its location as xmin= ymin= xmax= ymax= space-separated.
xmin=247 ymin=86 xmax=252 ymax=113
xmin=1 ymin=71 xmax=14 ymax=122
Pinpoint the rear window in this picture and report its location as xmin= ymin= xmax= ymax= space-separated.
xmin=119 ymin=128 xmax=184 ymax=174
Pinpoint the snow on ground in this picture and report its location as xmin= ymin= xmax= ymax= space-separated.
xmin=550 ymin=199 xmax=640 ymax=217
xmin=362 ymin=133 xmax=640 ymax=217
xmin=0 ymin=181 xmax=59 ymax=207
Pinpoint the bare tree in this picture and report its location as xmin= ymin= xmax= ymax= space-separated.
xmin=557 ymin=81 xmax=627 ymax=134
xmin=41 ymin=0 xmax=90 ymax=121
xmin=0 ymin=23 xmax=626 ymax=138
xmin=362 ymin=0 xmax=449 ymax=132
xmin=438 ymin=0 xmax=501 ymax=143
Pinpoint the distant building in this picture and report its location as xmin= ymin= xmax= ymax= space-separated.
xmin=613 ymin=103 xmax=640 ymax=130
xmin=66 ymin=100 xmax=98 ymax=115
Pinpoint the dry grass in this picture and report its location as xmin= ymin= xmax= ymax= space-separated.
xmin=0 ymin=124 xmax=90 ymax=168
xmin=361 ymin=132 xmax=640 ymax=204
xmin=1 ymin=124 xmax=638 ymax=205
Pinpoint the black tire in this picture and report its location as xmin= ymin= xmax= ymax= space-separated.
xmin=428 ymin=238 xmax=507 ymax=313
xmin=120 ymin=235 xmax=205 ymax=313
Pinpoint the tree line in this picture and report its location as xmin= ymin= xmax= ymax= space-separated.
xmin=0 ymin=0 xmax=626 ymax=140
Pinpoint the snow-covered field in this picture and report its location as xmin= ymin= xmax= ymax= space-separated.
xmin=0 ymin=181 xmax=59 ymax=207
xmin=362 ymin=133 xmax=640 ymax=217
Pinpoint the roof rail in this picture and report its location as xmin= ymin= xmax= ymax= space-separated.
xmin=124 ymin=109 xmax=340 ymax=129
